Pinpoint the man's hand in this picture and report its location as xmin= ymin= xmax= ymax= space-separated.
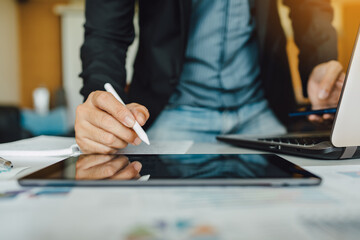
xmin=75 ymin=91 xmax=150 ymax=154
xmin=307 ymin=60 xmax=345 ymax=123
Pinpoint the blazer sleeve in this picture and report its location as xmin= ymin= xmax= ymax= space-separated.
xmin=80 ymin=0 xmax=135 ymax=101
xmin=283 ymin=0 xmax=338 ymax=97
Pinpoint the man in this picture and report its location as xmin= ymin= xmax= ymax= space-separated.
xmin=75 ymin=0 xmax=344 ymax=154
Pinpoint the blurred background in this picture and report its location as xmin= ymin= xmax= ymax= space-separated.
xmin=0 ymin=0 xmax=359 ymax=143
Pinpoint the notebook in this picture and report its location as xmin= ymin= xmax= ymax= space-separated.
xmin=0 ymin=136 xmax=79 ymax=157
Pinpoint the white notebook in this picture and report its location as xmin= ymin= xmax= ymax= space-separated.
xmin=0 ymin=136 xmax=79 ymax=157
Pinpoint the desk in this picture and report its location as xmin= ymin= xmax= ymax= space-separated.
xmin=1 ymin=139 xmax=360 ymax=240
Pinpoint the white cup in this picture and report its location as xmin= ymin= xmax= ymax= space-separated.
xmin=33 ymin=87 xmax=50 ymax=115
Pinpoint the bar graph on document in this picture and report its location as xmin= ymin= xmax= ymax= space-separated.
xmin=338 ymin=171 xmax=360 ymax=178
xmin=124 ymin=219 xmax=220 ymax=240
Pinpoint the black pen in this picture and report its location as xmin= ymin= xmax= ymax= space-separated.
xmin=288 ymin=108 xmax=337 ymax=117
xmin=0 ymin=157 xmax=13 ymax=170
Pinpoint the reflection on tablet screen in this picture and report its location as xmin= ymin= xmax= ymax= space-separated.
xmin=29 ymin=154 xmax=315 ymax=181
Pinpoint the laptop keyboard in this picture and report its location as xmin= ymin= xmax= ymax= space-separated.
xmin=258 ymin=136 xmax=330 ymax=146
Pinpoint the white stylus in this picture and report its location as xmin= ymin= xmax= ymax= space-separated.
xmin=104 ymin=83 xmax=150 ymax=145
xmin=138 ymin=174 xmax=150 ymax=181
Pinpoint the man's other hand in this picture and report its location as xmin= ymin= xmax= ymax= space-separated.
xmin=75 ymin=91 xmax=150 ymax=154
xmin=307 ymin=60 xmax=345 ymax=123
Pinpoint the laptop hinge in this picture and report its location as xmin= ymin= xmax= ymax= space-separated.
xmin=340 ymin=146 xmax=358 ymax=159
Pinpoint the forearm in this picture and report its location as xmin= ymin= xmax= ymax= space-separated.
xmin=284 ymin=0 xmax=338 ymax=96
xmin=80 ymin=0 xmax=135 ymax=101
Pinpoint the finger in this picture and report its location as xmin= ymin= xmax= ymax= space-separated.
xmin=127 ymin=103 xmax=150 ymax=126
xmin=76 ymin=154 xmax=114 ymax=170
xmin=323 ymin=114 xmax=334 ymax=120
xmin=77 ymin=137 xmax=117 ymax=154
xmin=318 ymin=61 xmax=343 ymax=100
xmin=338 ymin=72 xmax=346 ymax=84
xmin=322 ymin=73 xmax=345 ymax=105
xmin=331 ymin=73 xmax=345 ymax=94
xmin=86 ymin=108 xmax=140 ymax=145
xmin=110 ymin=161 xmax=142 ymax=180
xmin=336 ymin=81 xmax=344 ymax=90
xmin=87 ymin=156 xmax=130 ymax=179
xmin=131 ymin=161 xmax=142 ymax=172
xmin=90 ymin=91 xmax=136 ymax=128
xmin=324 ymin=81 xmax=343 ymax=108
xmin=77 ymin=156 xmax=130 ymax=180
xmin=308 ymin=114 xmax=324 ymax=123
xmin=81 ymin=121 xmax=129 ymax=149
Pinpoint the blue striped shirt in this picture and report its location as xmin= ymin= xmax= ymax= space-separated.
xmin=169 ymin=0 xmax=264 ymax=109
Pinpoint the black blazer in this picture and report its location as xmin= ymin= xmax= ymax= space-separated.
xmin=80 ymin=0 xmax=337 ymax=128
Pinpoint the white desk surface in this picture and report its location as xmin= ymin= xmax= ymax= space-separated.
xmin=1 ymin=138 xmax=360 ymax=240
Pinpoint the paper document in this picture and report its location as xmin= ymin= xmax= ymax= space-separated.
xmin=303 ymin=165 xmax=360 ymax=199
xmin=117 ymin=141 xmax=193 ymax=154
xmin=0 ymin=167 xmax=29 ymax=180
xmin=0 ymin=136 xmax=79 ymax=157
xmin=0 ymin=137 xmax=193 ymax=156
xmin=12 ymin=187 xmax=355 ymax=240
xmin=304 ymin=165 xmax=360 ymax=184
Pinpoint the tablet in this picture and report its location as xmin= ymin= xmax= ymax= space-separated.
xmin=18 ymin=154 xmax=321 ymax=187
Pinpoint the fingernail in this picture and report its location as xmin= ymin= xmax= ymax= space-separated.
xmin=134 ymin=137 xmax=142 ymax=145
xmin=318 ymin=89 xmax=329 ymax=100
xmin=138 ymin=113 xmax=146 ymax=125
xmin=124 ymin=116 xmax=135 ymax=128
xmin=132 ymin=162 xmax=142 ymax=172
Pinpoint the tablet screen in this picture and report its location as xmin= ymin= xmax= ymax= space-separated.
xmin=19 ymin=154 xmax=321 ymax=186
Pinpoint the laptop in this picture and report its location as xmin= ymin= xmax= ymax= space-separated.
xmin=217 ymin=27 xmax=360 ymax=160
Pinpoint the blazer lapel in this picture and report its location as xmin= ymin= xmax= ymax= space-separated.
xmin=255 ymin=0 xmax=270 ymax=55
xmin=179 ymin=0 xmax=192 ymax=44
